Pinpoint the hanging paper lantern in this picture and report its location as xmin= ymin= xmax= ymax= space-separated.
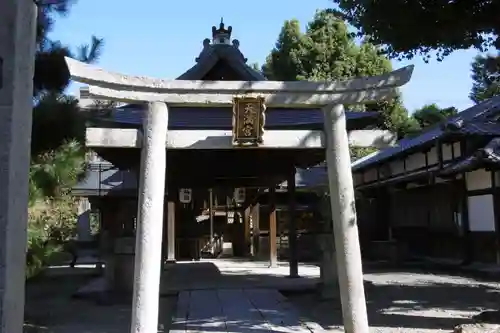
xmin=234 ymin=188 xmax=246 ymax=203
xmin=179 ymin=188 xmax=192 ymax=204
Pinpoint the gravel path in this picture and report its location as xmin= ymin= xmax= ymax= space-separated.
xmin=23 ymin=267 xmax=175 ymax=333
xmin=285 ymin=269 xmax=500 ymax=332
xmin=23 ymin=266 xmax=500 ymax=332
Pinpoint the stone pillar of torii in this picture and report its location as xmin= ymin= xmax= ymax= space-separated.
xmin=0 ymin=1 xmax=38 ymax=333
xmin=0 ymin=3 xmax=413 ymax=331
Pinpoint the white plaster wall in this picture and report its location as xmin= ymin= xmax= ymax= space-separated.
xmin=466 ymin=169 xmax=492 ymax=191
xmin=389 ymin=160 xmax=404 ymax=175
xmin=378 ymin=164 xmax=391 ymax=179
xmin=495 ymin=171 xmax=500 ymax=186
xmin=442 ymin=144 xmax=453 ymax=161
xmin=468 ymin=194 xmax=496 ymax=232
xmin=427 ymin=147 xmax=438 ymax=165
xmin=453 ymin=142 xmax=461 ymax=157
xmin=405 ymin=152 xmax=426 ymax=171
xmin=354 ymin=141 xmax=462 ymax=185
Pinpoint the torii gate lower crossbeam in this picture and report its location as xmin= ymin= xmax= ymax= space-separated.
xmin=65 ymin=58 xmax=414 ymax=333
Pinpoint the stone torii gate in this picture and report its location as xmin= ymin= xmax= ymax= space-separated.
xmin=0 ymin=2 xmax=413 ymax=328
xmin=65 ymin=57 xmax=413 ymax=333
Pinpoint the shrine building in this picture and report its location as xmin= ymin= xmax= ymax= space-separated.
xmin=73 ymin=21 xmax=394 ymax=291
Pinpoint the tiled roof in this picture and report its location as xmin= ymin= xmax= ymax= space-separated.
xmin=100 ymin=104 xmax=381 ymax=130
xmin=445 ymin=120 xmax=500 ymax=136
xmin=440 ymin=137 xmax=500 ymax=176
xmin=177 ymin=43 xmax=265 ymax=81
xmin=72 ymin=165 xmax=137 ymax=196
xmin=75 ymin=165 xmax=330 ymax=195
xmin=294 ymin=165 xmax=328 ymax=188
xmin=352 ymin=95 xmax=500 ymax=171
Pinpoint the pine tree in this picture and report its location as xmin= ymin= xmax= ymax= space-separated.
xmin=33 ymin=1 xmax=103 ymax=155
xmin=31 ymin=0 xmax=104 ymax=198
xmin=412 ymin=104 xmax=458 ymax=129
xmin=27 ymin=1 xmax=105 ymax=277
xmin=262 ymin=10 xmax=418 ymax=143
xmin=470 ymin=54 xmax=500 ymax=104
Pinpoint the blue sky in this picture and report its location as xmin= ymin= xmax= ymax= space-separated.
xmin=51 ymin=0 xmax=486 ymax=112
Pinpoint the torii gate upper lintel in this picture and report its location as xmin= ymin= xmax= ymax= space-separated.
xmin=65 ymin=56 xmax=413 ymax=106
xmin=65 ymin=57 xmax=414 ymax=333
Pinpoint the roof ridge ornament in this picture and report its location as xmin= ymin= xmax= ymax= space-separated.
xmin=212 ymin=18 xmax=232 ymax=45
xmin=195 ymin=19 xmax=244 ymax=63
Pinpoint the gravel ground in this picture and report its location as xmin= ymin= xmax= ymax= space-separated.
xmin=23 ymin=267 xmax=175 ymax=333
xmin=23 ymin=266 xmax=500 ymax=332
xmin=285 ymin=269 xmax=500 ymax=332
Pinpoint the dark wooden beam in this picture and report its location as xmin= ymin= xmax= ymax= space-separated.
xmin=491 ymin=171 xmax=500 ymax=264
xmin=167 ymin=177 xmax=281 ymax=189
xmin=288 ymin=170 xmax=299 ymax=278
xmin=251 ymin=203 xmax=260 ymax=257
xmin=166 ymin=201 xmax=176 ymax=262
xmin=269 ymin=186 xmax=278 ymax=268
xmin=94 ymin=148 xmax=325 ymax=175
xmin=244 ymin=206 xmax=251 ymax=257
xmin=460 ymin=139 xmax=473 ymax=263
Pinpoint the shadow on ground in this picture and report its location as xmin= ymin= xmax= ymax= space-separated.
xmin=284 ymin=267 xmax=500 ymax=332
xmin=23 ymin=262 xmax=500 ymax=332
xmin=24 ymin=266 xmax=175 ymax=333
xmin=160 ymin=260 xmax=319 ymax=293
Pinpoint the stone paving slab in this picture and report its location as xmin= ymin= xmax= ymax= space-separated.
xmin=170 ymin=288 xmax=324 ymax=333
xmin=161 ymin=259 xmax=320 ymax=293
xmin=75 ymin=259 xmax=321 ymax=297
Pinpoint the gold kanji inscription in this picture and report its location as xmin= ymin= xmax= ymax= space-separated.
xmin=232 ymin=96 xmax=266 ymax=146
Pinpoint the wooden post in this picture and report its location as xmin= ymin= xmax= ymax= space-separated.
xmin=460 ymin=141 xmax=472 ymax=264
xmin=244 ymin=206 xmax=251 ymax=256
xmin=167 ymin=201 xmax=176 ymax=263
xmin=269 ymin=187 xmax=278 ymax=268
xmin=252 ymin=203 xmax=260 ymax=257
xmin=209 ymin=188 xmax=214 ymax=254
xmin=491 ymin=171 xmax=500 ymax=264
xmin=288 ymin=170 xmax=299 ymax=277
xmin=0 ymin=2 xmax=37 ymax=332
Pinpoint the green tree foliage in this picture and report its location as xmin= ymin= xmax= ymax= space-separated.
xmin=470 ymin=54 xmax=500 ymax=104
xmin=332 ymin=0 xmax=499 ymax=60
xmin=26 ymin=141 xmax=85 ymax=278
xmin=262 ymin=10 xmax=417 ymax=145
xmin=31 ymin=94 xmax=86 ymax=156
xmin=412 ymin=104 xmax=458 ymax=129
xmin=34 ymin=1 xmax=103 ymax=141
xmin=30 ymin=141 xmax=86 ymax=200
xmin=32 ymin=0 xmax=103 ymax=197
xmin=26 ymin=0 xmax=104 ymax=278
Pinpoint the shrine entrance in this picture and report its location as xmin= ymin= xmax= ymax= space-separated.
xmin=93 ymin=142 xmax=326 ymax=264
xmin=66 ymin=21 xmax=413 ymax=333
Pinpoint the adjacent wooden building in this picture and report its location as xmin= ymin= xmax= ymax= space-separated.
xmin=352 ymin=96 xmax=500 ymax=264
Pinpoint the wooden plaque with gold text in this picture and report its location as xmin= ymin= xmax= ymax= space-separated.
xmin=232 ymin=96 xmax=266 ymax=146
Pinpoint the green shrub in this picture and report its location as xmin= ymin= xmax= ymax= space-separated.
xmin=26 ymin=141 xmax=86 ymax=279
xmin=26 ymin=195 xmax=78 ymax=278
